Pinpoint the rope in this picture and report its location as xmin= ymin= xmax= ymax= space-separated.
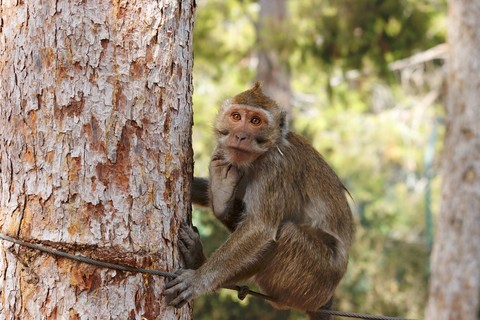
xmin=0 ymin=232 xmax=413 ymax=320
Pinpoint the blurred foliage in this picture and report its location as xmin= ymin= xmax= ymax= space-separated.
xmin=190 ymin=0 xmax=446 ymax=319
xmin=293 ymin=0 xmax=445 ymax=75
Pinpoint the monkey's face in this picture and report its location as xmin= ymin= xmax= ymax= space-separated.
xmin=215 ymin=104 xmax=280 ymax=166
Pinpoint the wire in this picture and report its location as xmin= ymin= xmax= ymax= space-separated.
xmin=0 ymin=232 xmax=174 ymax=278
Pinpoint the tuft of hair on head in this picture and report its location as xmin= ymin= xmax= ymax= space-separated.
xmin=231 ymin=81 xmax=279 ymax=111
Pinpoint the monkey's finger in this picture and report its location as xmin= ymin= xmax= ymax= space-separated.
xmin=164 ymin=280 xmax=178 ymax=291
xmin=210 ymin=159 xmax=230 ymax=168
xmin=165 ymin=279 xmax=182 ymax=290
xmin=178 ymin=239 xmax=188 ymax=253
xmin=179 ymin=227 xmax=193 ymax=240
xmin=180 ymin=223 xmax=201 ymax=239
xmin=168 ymin=289 xmax=193 ymax=308
xmin=225 ymin=164 xmax=243 ymax=180
xmin=179 ymin=229 xmax=196 ymax=247
xmin=178 ymin=240 xmax=194 ymax=262
xmin=180 ymin=221 xmax=188 ymax=229
xmin=210 ymin=153 xmax=226 ymax=161
xmin=164 ymin=271 xmax=186 ymax=289
xmin=164 ymin=280 xmax=191 ymax=305
xmin=174 ymin=269 xmax=188 ymax=276
xmin=164 ymin=289 xmax=178 ymax=305
xmin=185 ymin=225 xmax=200 ymax=238
xmin=164 ymin=280 xmax=188 ymax=297
xmin=178 ymin=240 xmax=192 ymax=255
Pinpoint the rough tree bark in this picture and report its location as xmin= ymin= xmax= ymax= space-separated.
xmin=0 ymin=1 xmax=195 ymax=319
xmin=255 ymin=0 xmax=292 ymax=113
xmin=425 ymin=1 xmax=480 ymax=319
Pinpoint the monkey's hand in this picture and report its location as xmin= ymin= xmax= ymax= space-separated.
xmin=209 ymin=156 xmax=243 ymax=218
xmin=178 ymin=223 xmax=206 ymax=270
xmin=164 ymin=269 xmax=204 ymax=308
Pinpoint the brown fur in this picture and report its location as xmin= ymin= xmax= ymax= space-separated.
xmin=166 ymin=84 xmax=354 ymax=319
xmin=230 ymin=81 xmax=279 ymax=110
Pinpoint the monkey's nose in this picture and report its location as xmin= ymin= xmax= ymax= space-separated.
xmin=235 ymin=133 xmax=248 ymax=142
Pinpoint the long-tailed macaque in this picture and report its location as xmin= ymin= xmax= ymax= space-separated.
xmin=165 ymin=83 xmax=354 ymax=319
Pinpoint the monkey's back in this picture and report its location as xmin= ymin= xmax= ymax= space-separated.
xmin=251 ymin=132 xmax=353 ymax=246
xmin=250 ymin=131 xmax=354 ymax=312
xmin=289 ymin=132 xmax=354 ymax=247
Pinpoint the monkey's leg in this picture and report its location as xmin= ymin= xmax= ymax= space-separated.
xmin=254 ymin=222 xmax=341 ymax=312
xmin=165 ymin=220 xmax=277 ymax=308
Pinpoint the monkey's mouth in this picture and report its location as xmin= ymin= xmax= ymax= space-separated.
xmin=226 ymin=146 xmax=261 ymax=164
xmin=227 ymin=146 xmax=256 ymax=154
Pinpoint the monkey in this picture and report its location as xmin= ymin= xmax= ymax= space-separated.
xmin=165 ymin=82 xmax=354 ymax=320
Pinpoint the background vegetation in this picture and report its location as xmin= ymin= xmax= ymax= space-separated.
xmin=190 ymin=1 xmax=447 ymax=319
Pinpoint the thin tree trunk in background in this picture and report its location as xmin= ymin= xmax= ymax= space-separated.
xmin=255 ymin=0 xmax=292 ymax=113
xmin=0 ymin=1 xmax=195 ymax=319
xmin=425 ymin=0 xmax=480 ymax=319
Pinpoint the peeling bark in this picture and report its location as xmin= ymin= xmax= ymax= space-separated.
xmin=425 ymin=1 xmax=480 ymax=319
xmin=0 ymin=1 xmax=195 ymax=319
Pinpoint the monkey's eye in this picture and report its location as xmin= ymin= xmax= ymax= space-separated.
xmin=231 ymin=112 xmax=241 ymax=121
xmin=216 ymin=129 xmax=229 ymax=136
xmin=250 ymin=117 xmax=262 ymax=126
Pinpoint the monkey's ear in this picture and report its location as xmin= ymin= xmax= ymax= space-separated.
xmin=220 ymin=98 xmax=232 ymax=111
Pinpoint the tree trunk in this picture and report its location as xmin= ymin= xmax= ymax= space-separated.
xmin=0 ymin=1 xmax=195 ymax=319
xmin=255 ymin=0 xmax=292 ymax=113
xmin=425 ymin=1 xmax=480 ymax=319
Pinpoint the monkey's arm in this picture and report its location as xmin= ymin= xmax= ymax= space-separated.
xmin=165 ymin=219 xmax=277 ymax=307
xmin=191 ymin=177 xmax=210 ymax=207
xmin=208 ymin=156 xmax=245 ymax=231
xmin=191 ymin=152 xmax=243 ymax=212
xmin=191 ymin=172 xmax=244 ymax=232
